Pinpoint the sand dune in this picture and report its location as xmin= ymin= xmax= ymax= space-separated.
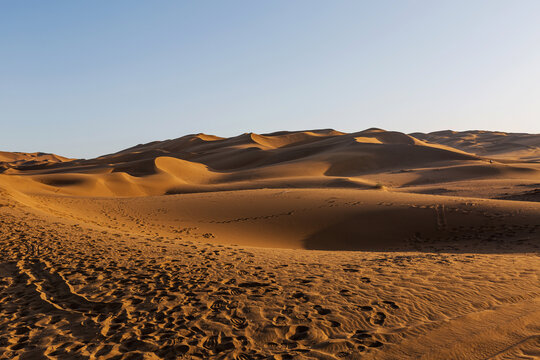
xmin=411 ymin=129 xmax=540 ymax=161
xmin=0 ymin=151 xmax=72 ymax=174
xmin=1 ymin=128 xmax=522 ymax=197
xmin=2 ymin=128 xmax=538 ymax=201
xmin=1 ymin=128 xmax=539 ymax=359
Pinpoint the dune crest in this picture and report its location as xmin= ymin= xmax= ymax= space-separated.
xmin=3 ymin=128 xmax=519 ymax=197
xmin=411 ymin=129 xmax=540 ymax=160
xmin=0 ymin=151 xmax=72 ymax=173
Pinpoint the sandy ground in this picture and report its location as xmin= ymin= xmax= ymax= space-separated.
xmin=1 ymin=128 xmax=539 ymax=359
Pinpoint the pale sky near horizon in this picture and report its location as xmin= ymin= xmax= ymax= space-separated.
xmin=2 ymin=1 xmax=540 ymax=158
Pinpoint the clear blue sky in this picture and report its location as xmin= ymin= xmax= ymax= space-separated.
xmin=2 ymin=1 xmax=540 ymax=158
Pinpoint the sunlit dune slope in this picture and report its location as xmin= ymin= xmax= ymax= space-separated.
xmin=0 ymin=128 xmax=511 ymax=197
xmin=0 ymin=151 xmax=72 ymax=173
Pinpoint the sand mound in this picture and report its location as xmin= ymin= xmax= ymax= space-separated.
xmin=154 ymin=156 xmax=218 ymax=184
xmin=0 ymin=151 xmax=70 ymax=164
xmin=412 ymin=129 xmax=540 ymax=161
xmin=0 ymin=151 xmax=72 ymax=173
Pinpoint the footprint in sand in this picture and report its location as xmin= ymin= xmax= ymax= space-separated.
xmin=370 ymin=311 xmax=387 ymax=326
xmin=291 ymin=291 xmax=309 ymax=302
xmin=382 ymin=300 xmax=400 ymax=309
xmin=210 ymin=299 xmax=227 ymax=311
xmin=203 ymin=335 xmax=219 ymax=351
xmin=229 ymin=287 xmax=244 ymax=296
xmin=272 ymin=315 xmax=289 ymax=326
xmin=230 ymin=316 xmax=248 ymax=329
xmin=352 ymin=330 xmax=385 ymax=349
xmin=313 ymin=304 xmax=331 ymax=315
xmin=236 ymin=354 xmax=254 ymax=360
xmin=288 ymin=325 xmax=310 ymax=341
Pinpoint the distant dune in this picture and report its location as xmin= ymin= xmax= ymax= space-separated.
xmin=0 ymin=151 xmax=72 ymax=173
xmin=1 ymin=128 xmax=539 ymax=202
xmin=411 ymin=129 xmax=540 ymax=161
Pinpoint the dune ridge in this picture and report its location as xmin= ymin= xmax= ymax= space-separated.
xmin=2 ymin=128 xmax=539 ymax=202
xmin=3 ymin=128 xmax=525 ymax=198
xmin=411 ymin=129 xmax=540 ymax=161
xmin=0 ymin=151 xmax=72 ymax=174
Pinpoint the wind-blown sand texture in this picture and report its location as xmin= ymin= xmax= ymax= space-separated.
xmin=1 ymin=128 xmax=539 ymax=359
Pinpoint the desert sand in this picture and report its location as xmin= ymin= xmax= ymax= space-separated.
xmin=1 ymin=128 xmax=539 ymax=359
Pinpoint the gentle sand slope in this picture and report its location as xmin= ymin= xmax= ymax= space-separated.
xmin=0 ymin=186 xmax=539 ymax=359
